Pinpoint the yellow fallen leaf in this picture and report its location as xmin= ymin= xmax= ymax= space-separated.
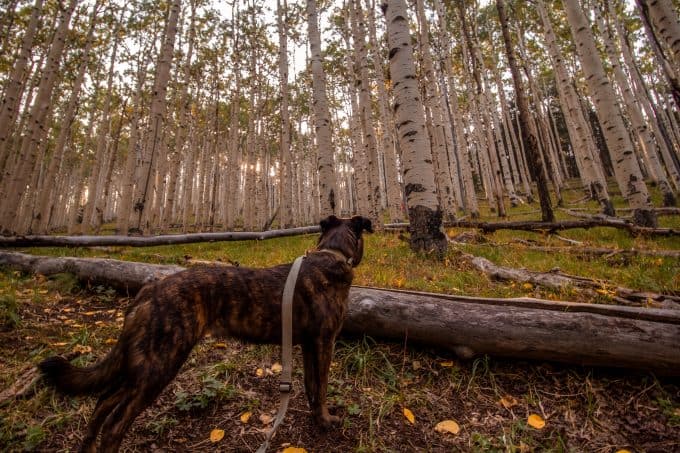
xmin=51 ymin=342 xmax=68 ymax=347
xmin=281 ymin=448 xmax=307 ymax=453
xmin=239 ymin=411 xmax=252 ymax=423
xmin=259 ymin=413 xmax=273 ymax=425
xmin=209 ymin=428 xmax=224 ymax=443
xmin=213 ymin=342 xmax=227 ymax=349
xmin=38 ymin=289 xmax=48 ymax=294
xmin=439 ymin=361 xmax=454 ymax=367
xmin=402 ymin=407 xmax=415 ymax=424
xmin=271 ymin=363 xmax=282 ymax=374
xmin=499 ymin=395 xmax=518 ymax=409
xmin=255 ymin=368 xmax=264 ymax=377
xmin=104 ymin=338 xmax=117 ymax=345
xmin=434 ymin=419 xmax=460 ymax=435
xmin=527 ymin=414 xmax=545 ymax=429
xmin=615 ymin=450 xmax=632 ymax=453
xmin=522 ymin=283 xmax=533 ymax=290
xmin=72 ymin=345 xmax=92 ymax=354
xmin=94 ymin=321 xmax=105 ymax=326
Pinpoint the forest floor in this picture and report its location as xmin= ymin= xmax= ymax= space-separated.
xmin=1 ymin=184 xmax=679 ymax=451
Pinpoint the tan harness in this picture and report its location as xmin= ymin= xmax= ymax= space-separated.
xmin=256 ymin=249 xmax=351 ymax=452
xmin=256 ymin=255 xmax=304 ymax=453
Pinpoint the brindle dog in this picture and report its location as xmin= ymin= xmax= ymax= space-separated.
xmin=39 ymin=215 xmax=372 ymax=452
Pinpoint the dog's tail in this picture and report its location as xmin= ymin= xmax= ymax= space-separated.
xmin=39 ymin=342 xmax=124 ymax=395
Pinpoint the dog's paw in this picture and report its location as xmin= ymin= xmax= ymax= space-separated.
xmin=316 ymin=413 xmax=341 ymax=430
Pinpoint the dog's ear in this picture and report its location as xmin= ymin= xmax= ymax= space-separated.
xmin=320 ymin=215 xmax=341 ymax=233
xmin=351 ymin=216 xmax=373 ymax=235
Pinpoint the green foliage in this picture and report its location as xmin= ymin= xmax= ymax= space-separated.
xmin=0 ymin=294 xmax=20 ymax=329
xmin=174 ymin=376 xmax=235 ymax=412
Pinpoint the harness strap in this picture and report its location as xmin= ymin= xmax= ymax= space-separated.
xmin=256 ymin=255 xmax=304 ymax=453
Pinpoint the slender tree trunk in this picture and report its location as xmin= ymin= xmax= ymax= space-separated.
xmin=381 ymin=0 xmax=446 ymax=256
xmin=350 ymin=0 xmax=382 ymax=224
xmin=496 ymin=0 xmax=555 ymax=222
xmin=117 ymin=55 xmax=148 ymax=235
xmin=277 ymin=0 xmax=293 ymax=228
xmin=611 ymin=1 xmax=680 ymax=195
xmin=414 ymin=0 xmax=457 ymax=221
xmin=33 ymin=1 xmax=101 ymax=233
xmin=564 ymin=0 xmax=656 ymax=226
xmin=635 ymin=0 xmax=680 ymax=111
xmin=162 ymin=0 xmax=196 ymax=233
xmin=365 ymin=0 xmax=403 ymax=222
xmin=0 ymin=0 xmax=77 ymax=233
xmin=85 ymin=8 xmax=121 ymax=233
xmin=133 ymin=0 xmax=181 ymax=233
xmin=596 ymin=6 xmax=676 ymax=206
xmin=0 ymin=0 xmax=43 ymax=174
xmin=306 ymin=0 xmax=338 ymax=217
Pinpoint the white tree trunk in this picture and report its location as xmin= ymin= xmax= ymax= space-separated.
xmin=0 ymin=0 xmax=77 ymax=233
xmin=133 ymin=0 xmax=181 ymax=233
xmin=382 ymin=0 xmax=446 ymax=255
xmin=564 ymin=0 xmax=656 ymax=226
xmin=306 ymin=0 xmax=338 ymax=217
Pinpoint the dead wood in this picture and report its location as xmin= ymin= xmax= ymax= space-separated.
xmin=510 ymin=240 xmax=680 ymax=258
xmin=0 ymin=225 xmax=321 ymax=248
xmin=462 ymin=252 xmax=680 ymax=309
xmin=0 ymin=367 xmax=40 ymax=406
xmin=386 ymin=219 xmax=679 ymax=236
xmin=1 ymin=252 xmax=679 ymax=375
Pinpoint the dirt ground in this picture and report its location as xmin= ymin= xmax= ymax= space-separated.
xmin=1 ymin=270 xmax=679 ymax=452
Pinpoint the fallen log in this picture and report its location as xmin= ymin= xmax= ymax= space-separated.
xmin=385 ymin=220 xmax=680 ymax=236
xmin=1 ymin=252 xmax=678 ymax=375
xmin=510 ymin=241 xmax=680 ymax=258
xmin=464 ymin=252 xmax=680 ymax=308
xmin=0 ymin=225 xmax=321 ymax=248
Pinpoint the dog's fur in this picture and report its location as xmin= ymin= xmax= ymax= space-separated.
xmin=39 ymin=215 xmax=372 ymax=452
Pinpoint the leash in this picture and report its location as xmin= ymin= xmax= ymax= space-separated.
xmin=256 ymin=255 xmax=305 ymax=453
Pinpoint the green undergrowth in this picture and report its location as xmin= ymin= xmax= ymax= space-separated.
xmin=7 ymin=179 xmax=680 ymax=301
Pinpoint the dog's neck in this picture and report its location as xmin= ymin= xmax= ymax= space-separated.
xmin=316 ymin=248 xmax=354 ymax=266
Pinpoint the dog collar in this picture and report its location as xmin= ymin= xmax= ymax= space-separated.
xmin=316 ymin=248 xmax=354 ymax=266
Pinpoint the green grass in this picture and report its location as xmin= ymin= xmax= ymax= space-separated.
xmin=4 ymin=178 xmax=679 ymax=302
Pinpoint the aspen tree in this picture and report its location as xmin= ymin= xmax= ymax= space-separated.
xmin=564 ymin=0 xmax=656 ymax=226
xmin=381 ymin=0 xmax=446 ymax=255
xmin=306 ymin=0 xmax=338 ymax=217
xmin=496 ymin=0 xmax=554 ymax=222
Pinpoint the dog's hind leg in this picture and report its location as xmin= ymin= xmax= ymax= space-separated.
xmin=96 ymin=385 xmax=158 ymax=453
xmin=79 ymin=385 xmax=126 ymax=453
xmin=303 ymin=337 xmax=340 ymax=428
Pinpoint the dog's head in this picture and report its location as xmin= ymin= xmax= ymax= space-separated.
xmin=317 ymin=215 xmax=373 ymax=267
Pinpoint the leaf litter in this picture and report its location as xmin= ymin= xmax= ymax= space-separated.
xmin=0 ymin=269 xmax=678 ymax=452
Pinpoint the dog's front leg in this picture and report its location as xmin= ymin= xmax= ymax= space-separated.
xmin=302 ymin=338 xmax=340 ymax=429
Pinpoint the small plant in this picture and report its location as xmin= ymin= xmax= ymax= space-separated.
xmin=0 ymin=294 xmax=20 ymax=329
xmin=146 ymin=416 xmax=178 ymax=436
xmin=22 ymin=424 xmax=46 ymax=450
xmin=47 ymin=273 xmax=80 ymax=295
xmin=174 ymin=376 xmax=235 ymax=411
